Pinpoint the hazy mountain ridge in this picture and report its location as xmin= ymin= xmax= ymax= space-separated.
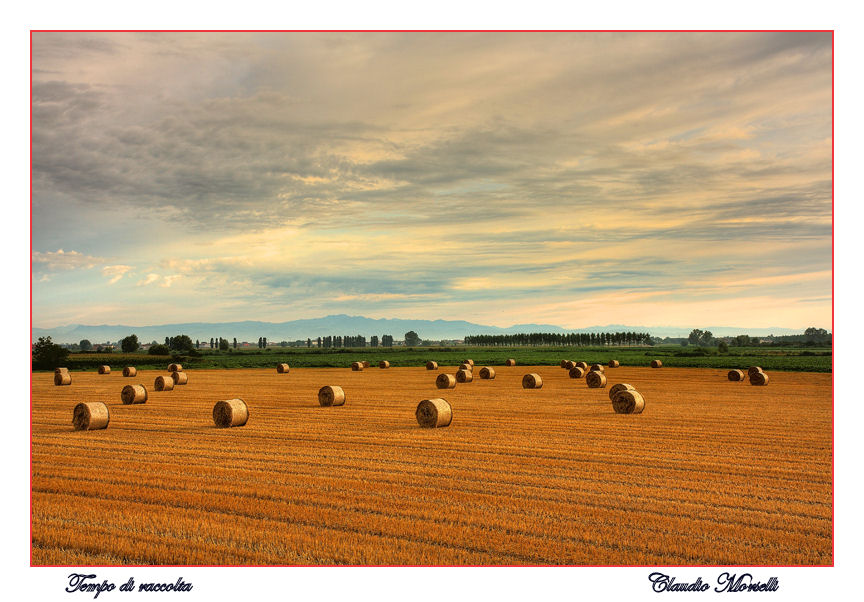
xmin=31 ymin=314 xmax=813 ymax=344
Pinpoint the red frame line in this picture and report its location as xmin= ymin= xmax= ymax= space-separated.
xmin=29 ymin=28 xmax=835 ymax=570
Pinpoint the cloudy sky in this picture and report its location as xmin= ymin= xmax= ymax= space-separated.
xmin=31 ymin=32 xmax=832 ymax=330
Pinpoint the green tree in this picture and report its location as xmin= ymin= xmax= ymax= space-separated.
xmin=32 ymin=336 xmax=69 ymax=370
xmin=79 ymin=339 xmax=92 ymax=352
xmin=233 ymin=337 xmax=238 ymax=349
xmin=219 ymin=338 xmax=229 ymax=351
xmin=804 ymin=327 xmax=830 ymax=344
xmin=733 ymin=334 xmax=752 ymax=347
xmin=688 ymin=329 xmax=715 ymax=346
xmin=404 ymin=331 xmax=420 ymax=346
xmin=717 ymin=340 xmax=729 ymax=353
xmin=121 ymin=334 xmax=140 ymax=353
xmin=169 ymin=334 xmax=194 ymax=352
xmin=148 ymin=344 xmax=170 ymax=355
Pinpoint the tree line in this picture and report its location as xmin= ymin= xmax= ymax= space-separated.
xmin=464 ymin=331 xmax=653 ymax=346
xmin=307 ymin=334 xmax=396 ymax=348
xmin=687 ymin=327 xmax=832 ymax=347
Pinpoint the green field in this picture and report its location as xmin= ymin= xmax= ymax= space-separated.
xmin=50 ymin=345 xmax=832 ymax=373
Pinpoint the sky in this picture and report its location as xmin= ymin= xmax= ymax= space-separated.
xmin=31 ymin=31 xmax=832 ymax=330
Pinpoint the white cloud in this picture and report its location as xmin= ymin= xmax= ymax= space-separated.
xmin=102 ymin=264 xmax=133 ymax=284
xmin=160 ymin=274 xmax=181 ymax=288
xmin=32 ymin=249 xmax=101 ymax=271
xmin=136 ymin=273 xmax=160 ymax=286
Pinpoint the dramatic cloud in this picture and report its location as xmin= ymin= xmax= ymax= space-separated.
xmin=31 ymin=32 xmax=832 ymax=330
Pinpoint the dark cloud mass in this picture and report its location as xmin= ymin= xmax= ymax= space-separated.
xmin=32 ymin=33 xmax=831 ymax=226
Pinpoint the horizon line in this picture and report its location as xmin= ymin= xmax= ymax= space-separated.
xmin=31 ymin=314 xmax=830 ymax=333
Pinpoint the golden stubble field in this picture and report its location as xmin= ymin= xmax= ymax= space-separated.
xmin=31 ymin=365 xmax=832 ymax=566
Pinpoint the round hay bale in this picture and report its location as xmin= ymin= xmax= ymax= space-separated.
xmin=168 ymin=363 xmax=183 ymax=372
xmin=54 ymin=372 xmax=72 ymax=386
xmin=212 ymin=398 xmax=248 ymax=428
xmin=650 ymin=359 xmax=663 ymax=368
xmin=590 ymin=363 xmax=605 ymax=373
xmin=154 ymin=375 xmax=175 ymax=391
xmin=459 ymin=362 xmax=473 ymax=372
xmin=436 ymin=373 xmax=456 ymax=389
xmin=505 ymin=358 xmax=516 ymax=366
xmin=608 ymin=360 xmax=620 ymax=368
xmin=351 ymin=362 xmax=364 ymax=371
xmin=576 ymin=361 xmax=588 ymax=371
xmin=171 ymin=371 xmax=188 ymax=385
xmin=568 ymin=366 xmax=586 ymax=379
xmin=455 ymin=369 xmax=474 ymax=383
xmin=416 ymin=398 xmax=452 ymax=428
xmin=479 ymin=366 xmax=496 ymax=379
xmin=426 ymin=361 xmax=439 ymax=370
xmin=72 ymin=402 xmax=109 ymax=431
xmin=560 ymin=359 xmax=569 ymax=368
xmin=612 ymin=390 xmax=645 ymax=414
xmin=728 ymin=369 xmax=745 ymax=382
xmin=748 ymin=366 xmax=763 ymax=377
xmin=564 ymin=360 xmax=576 ymax=370
xmin=522 ymin=373 xmax=542 ymax=389
xmin=122 ymin=366 xmax=137 ymax=377
xmin=379 ymin=360 xmax=390 ymax=369
xmin=750 ymin=371 xmax=769 ymax=386
xmin=609 ymin=382 xmax=636 ymax=401
xmin=54 ymin=367 xmax=69 ymax=375
xmin=362 ymin=361 xmax=370 ymax=368
xmin=463 ymin=359 xmax=474 ymax=367
xmin=586 ymin=371 xmax=607 ymax=388
xmin=97 ymin=365 xmax=111 ymax=375
xmin=318 ymin=385 xmax=346 ymax=406
xmin=120 ymin=384 xmax=148 ymax=405
xmin=276 ymin=363 xmax=290 ymax=374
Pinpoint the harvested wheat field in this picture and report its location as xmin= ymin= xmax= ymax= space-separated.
xmin=31 ymin=365 xmax=832 ymax=566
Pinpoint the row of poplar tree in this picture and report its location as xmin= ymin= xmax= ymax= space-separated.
xmin=189 ymin=335 xmax=399 ymax=349
xmin=463 ymin=331 xmax=653 ymax=346
xmin=306 ymin=335 xmax=394 ymax=348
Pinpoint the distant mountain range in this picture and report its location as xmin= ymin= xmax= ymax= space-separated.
xmin=31 ymin=314 xmax=816 ymax=344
